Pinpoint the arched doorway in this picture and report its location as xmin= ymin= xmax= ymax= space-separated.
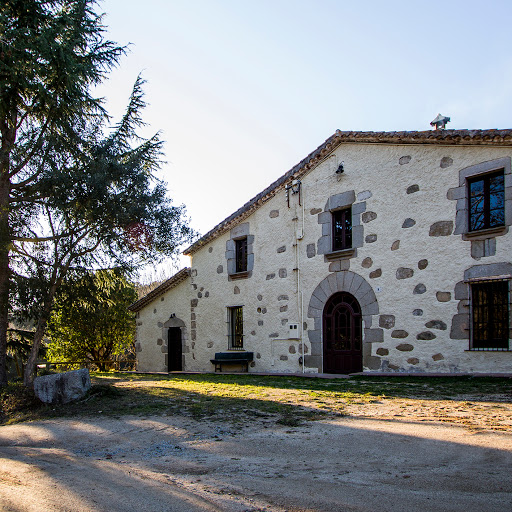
xmin=323 ymin=292 xmax=362 ymax=374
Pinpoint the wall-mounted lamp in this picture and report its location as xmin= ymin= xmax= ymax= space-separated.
xmin=169 ymin=313 xmax=176 ymax=319
xmin=336 ymin=162 xmax=345 ymax=174
xmin=290 ymin=179 xmax=301 ymax=194
xmin=285 ymin=179 xmax=302 ymax=207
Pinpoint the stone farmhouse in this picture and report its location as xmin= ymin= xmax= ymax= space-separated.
xmin=129 ymin=129 xmax=512 ymax=375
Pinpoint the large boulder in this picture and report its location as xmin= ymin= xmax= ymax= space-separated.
xmin=33 ymin=368 xmax=91 ymax=404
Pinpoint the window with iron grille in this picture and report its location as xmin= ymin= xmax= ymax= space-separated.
xmin=468 ymin=170 xmax=505 ymax=232
xmin=228 ymin=306 xmax=244 ymax=349
xmin=470 ymin=280 xmax=510 ymax=350
xmin=235 ymin=237 xmax=248 ymax=273
xmin=332 ymin=208 xmax=352 ymax=251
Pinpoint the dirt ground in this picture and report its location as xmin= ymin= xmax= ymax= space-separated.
xmin=1 ymin=398 xmax=511 ymax=512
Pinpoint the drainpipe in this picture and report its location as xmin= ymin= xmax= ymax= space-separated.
xmin=293 ymin=182 xmax=305 ymax=373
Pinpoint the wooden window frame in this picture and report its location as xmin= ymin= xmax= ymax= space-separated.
xmin=467 ymin=170 xmax=505 ymax=232
xmin=235 ymin=237 xmax=248 ymax=273
xmin=470 ymin=280 xmax=510 ymax=351
xmin=332 ymin=208 xmax=352 ymax=252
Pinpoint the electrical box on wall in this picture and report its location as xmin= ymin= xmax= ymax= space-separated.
xmin=288 ymin=323 xmax=299 ymax=339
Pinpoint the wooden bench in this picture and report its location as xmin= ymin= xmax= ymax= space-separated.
xmin=210 ymin=352 xmax=254 ymax=372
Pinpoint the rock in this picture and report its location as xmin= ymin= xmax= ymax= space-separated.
xmin=440 ymin=157 xmax=453 ymax=168
xmin=417 ymin=331 xmax=436 ymax=340
xmin=362 ymin=211 xmax=377 ymax=223
xmin=425 ymin=320 xmax=447 ymax=330
xmin=396 ymin=267 xmax=414 ymax=279
xmin=379 ymin=315 xmax=395 ymax=329
xmin=362 ymin=257 xmax=373 ymax=268
xmin=33 ymin=369 xmax=91 ymax=404
xmin=418 ymin=259 xmax=428 ymax=270
xmin=436 ymin=291 xmax=451 ymax=302
xmin=413 ymin=284 xmax=427 ymax=294
xmin=396 ymin=343 xmax=414 ymax=351
xmin=429 ymin=221 xmax=453 ymax=237
xmin=402 ymin=218 xmax=416 ymax=228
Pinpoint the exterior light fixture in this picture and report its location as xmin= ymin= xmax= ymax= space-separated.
xmin=336 ymin=162 xmax=345 ymax=174
xmin=285 ymin=179 xmax=302 ymax=207
xmin=291 ymin=179 xmax=301 ymax=194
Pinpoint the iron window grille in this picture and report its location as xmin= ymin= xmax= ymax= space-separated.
xmin=332 ymin=208 xmax=352 ymax=251
xmin=228 ymin=305 xmax=244 ymax=350
xmin=468 ymin=170 xmax=505 ymax=232
xmin=469 ymin=279 xmax=510 ymax=351
xmin=235 ymin=238 xmax=248 ymax=273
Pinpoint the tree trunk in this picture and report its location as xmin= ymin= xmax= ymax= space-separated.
xmin=0 ymin=176 xmax=11 ymax=387
xmin=23 ymin=281 xmax=59 ymax=387
xmin=23 ymin=311 xmax=49 ymax=387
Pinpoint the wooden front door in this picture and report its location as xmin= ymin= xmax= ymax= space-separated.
xmin=168 ymin=327 xmax=182 ymax=372
xmin=323 ymin=292 xmax=362 ymax=374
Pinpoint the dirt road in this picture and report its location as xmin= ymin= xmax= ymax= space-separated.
xmin=1 ymin=410 xmax=511 ymax=512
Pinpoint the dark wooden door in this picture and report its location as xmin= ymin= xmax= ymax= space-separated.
xmin=323 ymin=292 xmax=362 ymax=374
xmin=168 ymin=327 xmax=182 ymax=372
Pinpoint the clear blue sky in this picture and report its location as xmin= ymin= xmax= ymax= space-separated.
xmin=96 ymin=0 xmax=512 ymax=263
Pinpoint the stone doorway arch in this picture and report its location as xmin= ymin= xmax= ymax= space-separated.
xmin=163 ymin=317 xmax=187 ymax=372
xmin=306 ymin=271 xmax=381 ymax=373
xmin=323 ymin=292 xmax=362 ymax=374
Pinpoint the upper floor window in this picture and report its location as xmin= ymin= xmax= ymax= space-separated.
xmin=332 ymin=208 xmax=352 ymax=251
xmin=470 ymin=280 xmax=509 ymax=350
xmin=235 ymin=237 xmax=248 ymax=273
xmin=468 ymin=171 xmax=505 ymax=232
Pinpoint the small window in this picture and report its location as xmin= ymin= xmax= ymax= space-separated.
xmin=332 ymin=208 xmax=352 ymax=251
xmin=228 ymin=306 xmax=244 ymax=349
xmin=468 ymin=171 xmax=505 ymax=232
xmin=471 ymin=280 xmax=509 ymax=350
xmin=235 ymin=238 xmax=248 ymax=273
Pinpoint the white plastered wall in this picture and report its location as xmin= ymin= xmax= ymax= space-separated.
xmin=135 ymin=276 xmax=191 ymax=372
xmin=137 ymin=141 xmax=512 ymax=374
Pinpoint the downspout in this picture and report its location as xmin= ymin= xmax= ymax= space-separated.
xmin=293 ymin=182 xmax=305 ymax=373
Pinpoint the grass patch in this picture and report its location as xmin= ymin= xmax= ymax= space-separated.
xmin=1 ymin=373 xmax=510 ymax=426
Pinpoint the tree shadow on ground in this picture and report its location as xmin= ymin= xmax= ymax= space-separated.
xmin=1 ymin=403 xmax=511 ymax=512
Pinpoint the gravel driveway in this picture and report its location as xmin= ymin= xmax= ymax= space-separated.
xmin=1 ymin=411 xmax=511 ymax=512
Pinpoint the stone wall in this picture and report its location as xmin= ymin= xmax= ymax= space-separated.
xmin=136 ymin=276 xmax=191 ymax=372
xmin=136 ymin=142 xmax=512 ymax=374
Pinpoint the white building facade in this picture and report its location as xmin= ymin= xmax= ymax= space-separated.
xmin=130 ymin=129 xmax=512 ymax=375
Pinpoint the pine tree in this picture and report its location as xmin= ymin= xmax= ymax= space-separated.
xmin=0 ymin=1 xmax=194 ymax=386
